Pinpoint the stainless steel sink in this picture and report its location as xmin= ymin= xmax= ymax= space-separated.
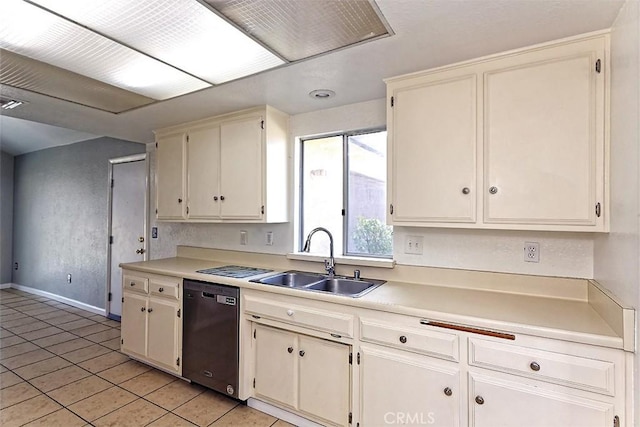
xmin=306 ymin=277 xmax=384 ymax=297
xmin=250 ymin=271 xmax=324 ymax=288
xmin=250 ymin=271 xmax=384 ymax=297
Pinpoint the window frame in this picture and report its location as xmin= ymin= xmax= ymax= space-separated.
xmin=298 ymin=126 xmax=390 ymax=259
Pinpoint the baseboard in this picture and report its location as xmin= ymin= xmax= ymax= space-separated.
xmin=0 ymin=283 xmax=13 ymax=289
xmin=6 ymin=284 xmax=107 ymax=316
xmin=247 ymin=398 xmax=324 ymax=427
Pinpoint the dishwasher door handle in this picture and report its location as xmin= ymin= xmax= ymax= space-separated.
xmin=202 ymin=292 xmax=216 ymax=299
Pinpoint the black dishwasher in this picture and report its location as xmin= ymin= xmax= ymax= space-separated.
xmin=182 ymin=280 xmax=239 ymax=398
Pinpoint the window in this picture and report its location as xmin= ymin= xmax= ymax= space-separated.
xmin=299 ymin=129 xmax=392 ymax=258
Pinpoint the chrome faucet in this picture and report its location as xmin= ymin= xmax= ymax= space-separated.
xmin=302 ymin=227 xmax=335 ymax=277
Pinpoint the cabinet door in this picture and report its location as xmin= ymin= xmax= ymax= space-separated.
xmin=219 ymin=116 xmax=264 ymax=219
xmin=121 ymin=292 xmax=147 ymax=358
xmin=298 ymin=335 xmax=350 ymax=426
xmin=469 ymin=373 xmax=614 ymax=427
xmin=254 ymin=325 xmax=296 ymax=409
xmin=156 ymin=133 xmax=186 ymax=220
xmin=483 ymin=41 xmax=605 ymax=227
xmin=187 ymin=125 xmax=221 ymax=219
xmin=147 ymin=297 xmax=180 ymax=373
xmin=389 ymin=73 xmax=477 ymax=224
xmin=360 ymin=345 xmax=460 ymax=427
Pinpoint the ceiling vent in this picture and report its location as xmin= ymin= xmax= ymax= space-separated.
xmin=0 ymin=96 xmax=27 ymax=110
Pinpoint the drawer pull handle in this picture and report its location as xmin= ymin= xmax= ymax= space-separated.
xmin=443 ymin=387 xmax=452 ymax=397
xmin=299 ymin=350 xmax=305 ymax=357
xmin=140 ymin=307 xmax=146 ymax=312
xmin=158 ymin=287 xmax=164 ymax=292
xmin=148 ymin=308 xmax=153 ymax=313
xmin=530 ymin=361 xmax=541 ymax=371
xmin=287 ymin=309 xmax=294 ymax=316
xmin=399 ymin=335 xmax=407 ymax=344
xmin=475 ymin=396 xmax=485 ymax=405
xmin=287 ymin=347 xmax=293 ymax=354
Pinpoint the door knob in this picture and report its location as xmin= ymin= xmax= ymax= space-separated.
xmin=136 ymin=248 xmax=145 ymax=254
xmin=475 ymin=396 xmax=485 ymax=405
xmin=444 ymin=387 xmax=453 ymax=396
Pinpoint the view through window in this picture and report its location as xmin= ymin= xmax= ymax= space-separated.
xmin=300 ymin=129 xmax=392 ymax=258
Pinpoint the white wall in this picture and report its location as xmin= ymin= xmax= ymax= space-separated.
xmin=149 ymin=98 xmax=596 ymax=278
xmin=594 ymin=0 xmax=640 ymax=423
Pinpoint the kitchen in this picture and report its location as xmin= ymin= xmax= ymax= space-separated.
xmin=1 ymin=0 xmax=639 ymax=426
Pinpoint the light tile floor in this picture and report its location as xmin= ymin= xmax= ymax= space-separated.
xmin=0 ymin=289 xmax=293 ymax=427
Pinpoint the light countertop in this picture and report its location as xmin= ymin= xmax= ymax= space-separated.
xmin=121 ymin=255 xmax=627 ymax=350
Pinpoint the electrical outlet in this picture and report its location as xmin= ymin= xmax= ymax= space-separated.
xmin=524 ymin=242 xmax=540 ymax=263
xmin=265 ymin=231 xmax=274 ymax=246
xmin=240 ymin=230 xmax=248 ymax=245
xmin=404 ymin=235 xmax=424 ymax=255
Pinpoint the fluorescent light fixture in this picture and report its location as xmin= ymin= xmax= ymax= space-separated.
xmin=0 ymin=0 xmax=209 ymax=100
xmin=30 ymin=0 xmax=286 ymax=85
xmin=1 ymin=99 xmax=25 ymax=110
xmin=208 ymin=0 xmax=392 ymax=62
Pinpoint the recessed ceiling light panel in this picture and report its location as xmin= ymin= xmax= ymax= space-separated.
xmin=207 ymin=0 xmax=392 ymax=62
xmin=0 ymin=0 xmax=210 ymax=99
xmin=30 ymin=0 xmax=286 ymax=84
xmin=309 ymin=89 xmax=336 ymax=100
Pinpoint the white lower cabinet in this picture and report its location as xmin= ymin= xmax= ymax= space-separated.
xmin=121 ymin=271 xmax=182 ymax=375
xmin=469 ymin=372 xmax=615 ymax=427
xmin=359 ymin=345 xmax=460 ymax=427
xmin=253 ymin=324 xmax=351 ymax=426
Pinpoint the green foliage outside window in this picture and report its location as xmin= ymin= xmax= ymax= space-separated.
xmin=352 ymin=217 xmax=393 ymax=255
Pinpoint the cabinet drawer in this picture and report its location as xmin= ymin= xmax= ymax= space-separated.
xmin=123 ymin=275 xmax=148 ymax=294
xmin=360 ymin=318 xmax=459 ymax=362
xmin=244 ymin=295 xmax=354 ymax=338
xmin=149 ymin=280 xmax=180 ymax=300
xmin=468 ymin=338 xmax=616 ymax=396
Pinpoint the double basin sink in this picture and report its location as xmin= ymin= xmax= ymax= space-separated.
xmin=250 ymin=271 xmax=385 ymax=298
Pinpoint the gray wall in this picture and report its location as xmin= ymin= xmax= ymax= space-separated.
xmin=13 ymin=137 xmax=144 ymax=308
xmin=1 ymin=151 xmax=14 ymax=283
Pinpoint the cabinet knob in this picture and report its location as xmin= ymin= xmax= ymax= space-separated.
xmin=214 ymin=196 xmax=218 ymax=201
xmin=287 ymin=309 xmax=294 ymax=316
xmin=178 ymin=198 xmax=183 ymax=203
xmin=130 ymin=282 xmax=135 ymax=286
xmin=158 ymin=287 xmax=164 ymax=293
xmin=399 ymin=335 xmax=407 ymax=344
xmin=475 ymin=396 xmax=485 ymax=405
xmin=443 ymin=387 xmax=453 ymax=397
xmin=299 ymin=350 xmax=305 ymax=357
xmin=530 ymin=361 xmax=541 ymax=371
xmin=287 ymin=347 xmax=293 ymax=353
xmin=140 ymin=307 xmax=146 ymax=312
xmin=489 ymin=186 xmax=498 ymax=194
xmin=462 ymin=187 xmax=470 ymax=195
xmin=148 ymin=308 xmax=153 ymax=313
xmin=220 ymin=195 xmax=225 ymax=201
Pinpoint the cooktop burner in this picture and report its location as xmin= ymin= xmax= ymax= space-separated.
xmin=196 ymin=265 xmax=272 ymax=279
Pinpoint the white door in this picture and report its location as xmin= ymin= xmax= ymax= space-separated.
xmin=109 ymin=156 xmax=147 ymax=319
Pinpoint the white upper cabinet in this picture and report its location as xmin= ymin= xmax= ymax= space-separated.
xmin=156 ymin=132 xmax=186 ymax=220
xmin=390 ymin=71 xmax=477 ymax=223
xmin=386 ymin=32 xmax=609 ymax=232
xmin=154 ymin=105 xmax=289 ymax=223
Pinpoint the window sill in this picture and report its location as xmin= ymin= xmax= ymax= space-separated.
xmin=286 ymin=252 xmax=395 ymax=269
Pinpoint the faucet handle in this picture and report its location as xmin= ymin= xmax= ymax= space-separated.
xmin=353 ymin=269 xmax=361 ymax=280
